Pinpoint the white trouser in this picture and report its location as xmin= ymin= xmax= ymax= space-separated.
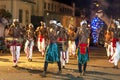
xmin=10 ymin=46 xmax=21 ymax=66
xmin=37 ymin=38 xmax=45 ymax=55
xmin=109 ymin=42 xmax=115 ymax=63
xmin=113 ymin=42 xmax=120 ymax=66
xmin=60 ymin=51 xmax=66 ymax=66
xmin=106 ymin=42 xmax=112 ymax=57
xmin=66 ymin=49 xmax=69 ymax=63
xmin=24 ymin=40 xmax=34 ymax=59
xmin=68 ymin=41 xmax=76 ymax=56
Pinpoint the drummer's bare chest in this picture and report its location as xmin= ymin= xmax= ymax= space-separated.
xmin=11 ymin=27 xmax=21 ymax=37
xmin=11 ymin=27 xmax=20 ymax=33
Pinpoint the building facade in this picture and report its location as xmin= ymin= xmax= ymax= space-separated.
xmin=33 ymin=0 xmax=76 ymax=27
xmin=0 ymin=0 xmax=36 ymax=25
xmin=0 ymin=0 xmax=79 ymax=27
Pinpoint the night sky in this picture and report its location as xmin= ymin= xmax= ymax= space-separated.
xmin=53 ymin=0 xmax=120 ymax=18
xmin=53 ymin=0 xmax=91 ymax=9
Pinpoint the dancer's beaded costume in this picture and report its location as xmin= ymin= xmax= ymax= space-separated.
xmin=67 ymin=24 xmax=76 ymax=56
xmin=57 ymin=23 xmax=68 ymax=68
xmin=35 ymin=22 xmax=47 ymax=56
xmin=76 ymin=21 xmax=90 ymax=75
xmin=45 ymin=23 xmax=59 ymax=63
xmin=8 ymin=19 xmax=23 ymax=67
xmin=24 ymin=23 xmax=34 ymax=62
xmin=43 ymin=20 xmax=62 ymax=76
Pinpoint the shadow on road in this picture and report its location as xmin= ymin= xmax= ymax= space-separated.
xmin=0 ymin=58 xmax=11 ymax=62
xmin=86 ymin=70 xmax=120 ymax=80
xmin=86 ymin=70 xmax=120 ymax=76
xmin=13 ymin=66 xmax=85 ymax=80
xmin=13 ymin=66 xmax=43 ymax=74
xmin=41 ymin=71 xmax=84 ymax=80
xmin=88 ymin=65 xmax=115 ymax=69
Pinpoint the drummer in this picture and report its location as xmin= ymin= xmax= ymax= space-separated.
xmin=8 ymin=19 xmax=23 ymax=67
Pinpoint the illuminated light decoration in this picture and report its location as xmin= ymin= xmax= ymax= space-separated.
xmin=91 ymin=17 xmax=104 ymax=43
xmin=96 ymin=4 xmax=99 ymax=7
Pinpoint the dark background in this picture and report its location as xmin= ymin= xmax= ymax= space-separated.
xmin=53 ymin=0 xmax=90 ymax=9
xmin=54 ymin=0 xmax=120 ymax=19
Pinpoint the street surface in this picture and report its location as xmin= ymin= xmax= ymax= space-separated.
xmin=0 ymin=47 xmax=120 ymax=80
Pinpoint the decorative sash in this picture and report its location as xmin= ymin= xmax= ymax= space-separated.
xmin=6 ymin=37 xmax=22 ymax=46
xmin=111 ymin=38 xmax=118 ymax=47
xmin=39 ymin=35 xmax=43 ymax=42
xmin=79 ymin=43 xmax=88 ymax=54
xmin=57 ymin=37 xmax=66 ymax=42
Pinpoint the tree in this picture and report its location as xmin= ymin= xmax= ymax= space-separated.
xmin=0 ymin=9 xmax=12 ymax=19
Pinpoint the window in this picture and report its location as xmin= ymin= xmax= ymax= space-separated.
xmin=44 ymin=2 xmax=46 ymax=9
xmin=26 ymin=10 xmax=29 ymax=23
xmin=48 ymin=3 xmax=50 ymax=10
xmin=54 ymin=5 xmax=56 ymax=11
xmin=19 ymin=9 xmax=23 ymax=23
xmin=31 ymin=5 xmax=34 ymax=15
xmin=51 ymin=3 xmax=53 ymax=11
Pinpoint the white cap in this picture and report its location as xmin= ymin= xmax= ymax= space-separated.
xmin=118 ymin=25 xmax=120 ymax=28
xmin=57 ymin=23 xmax=63 ymax=27
xmin=97 ymin=10 xmax=103 ymax=13
xmin=49 ymin=20 xmax=57 ymax=24
xmin=80 ymin=20 xmax=87 ymax=26
xmin=13 ymin=19 xmax=19 ymax=22
xmin=113 ymin=20 xmax=120 ymax=28
xmin=29 ymin=23 xmax=34 ymax=28
xmin=115 ymin=21 xmax=119 ymax=26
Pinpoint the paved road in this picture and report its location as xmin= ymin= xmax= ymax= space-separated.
xmin=0 ymin=47 xmax=120 ymax=80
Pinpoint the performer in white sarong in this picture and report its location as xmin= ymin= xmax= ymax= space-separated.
xmin=35 ymin=21 xmax=46 ymax=56
xmin=67 ymin=24 xmax=76 ymax=56
xmin=104 ymin=29 xmax=113 ymax=60
xmin=57 ymin=22 xmax=68 ymax=68
xmin=112 ymin=37 xmax=120 ymax=69
xmin=8 ymin=19 xmax=23 ymax=67
xmin=105 ymin=21 xmax=119 ymax=68
xmin=108 ymin=20 xmax=120 ymax=69
xmin=24 ymin=23 xmax=34 ymax=62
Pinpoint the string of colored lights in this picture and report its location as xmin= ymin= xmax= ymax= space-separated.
xmin=91 ymin=17 xmax=104 ymax=43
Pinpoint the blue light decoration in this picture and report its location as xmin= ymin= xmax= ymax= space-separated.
xmin=91 ymin=17 xmax=104 ymax=44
